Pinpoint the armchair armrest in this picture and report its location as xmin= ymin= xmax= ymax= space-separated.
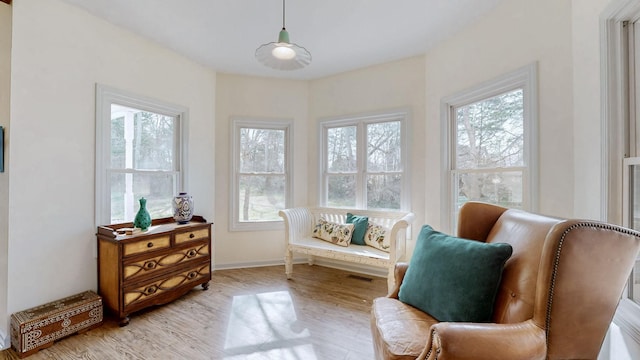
xmin=419 ymin=320 xmax=546 ymax=360
xmin=387 ymin=262 xmax=409 ymax=298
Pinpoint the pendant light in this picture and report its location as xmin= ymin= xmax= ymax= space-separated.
xmin=255 ymin=0 xmax=311 ymax=70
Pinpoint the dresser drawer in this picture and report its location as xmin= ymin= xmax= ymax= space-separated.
xmin=175 ymin=228 xmax=209 ymax=244
xmin=123 ymin=235 xmax=171 ymax=256
xmin=123 ymin=243 xmax=210 ymax=281
xmin=123 ymin=263 xmax=211 ymax=309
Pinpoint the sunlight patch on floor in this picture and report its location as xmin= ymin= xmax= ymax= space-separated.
xmin=224 ymin=291 xmax=317 ymax=360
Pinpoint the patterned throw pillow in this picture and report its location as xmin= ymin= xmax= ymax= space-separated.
xmin=312 ymin=219 xmax=355 ymax=247
xmin=364 ymin=223 xmax=390 ymax=252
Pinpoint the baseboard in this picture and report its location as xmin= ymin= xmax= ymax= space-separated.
xmin=214 ymin=257 xmax=386 ymax=279
xmin=214 ymin=259 xmax=286 ymax=270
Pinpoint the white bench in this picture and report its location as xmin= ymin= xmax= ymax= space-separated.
xmin=278 ymin=207 xmax=415 ymax=291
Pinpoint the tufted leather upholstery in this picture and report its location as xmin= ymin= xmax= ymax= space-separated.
xmin=371 ymin=201 xmax=640 ymax=360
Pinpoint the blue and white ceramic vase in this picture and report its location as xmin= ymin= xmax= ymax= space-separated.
xmin=173 ymin=192 xmax=194 ymax=224
xmin=133 ymin=197 xmax=152 ymax=231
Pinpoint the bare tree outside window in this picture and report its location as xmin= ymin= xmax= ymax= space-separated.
xmin=323 ymin=114 xmax=406 ymax=210
xmin=327 ymin=126 xmax=357 ymax=207
xmin=453 ymin=89 xmax=525 ymax=213
xmin=367 ymin=121 xmax=402 ymax=209
xmin=237 ymin=127 xmax=287 ymax=223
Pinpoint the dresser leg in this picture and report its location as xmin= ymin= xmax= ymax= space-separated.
xmin=202 ymin=282 xmax=210 ymax=290
xmin=118 ymin=316 xmax=130 ymax=327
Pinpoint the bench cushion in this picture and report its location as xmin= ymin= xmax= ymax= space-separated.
xmin=291 ymin=236 xmax=390 ymax=261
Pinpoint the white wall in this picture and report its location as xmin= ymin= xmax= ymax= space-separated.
xmin=214 ymin=74 xmax=308 ymax=267
xmin=423 ymin=0 xmax=574 ymax=230
xmin=572 ymin=0 xmax=611 ymax=221
xmin=309 ymin=56 xmax=426 ymax=255
xmin=4 ymin=0 xmax=216 ymax=343
xmin=0 ymin=2 xmax=10 ymax=348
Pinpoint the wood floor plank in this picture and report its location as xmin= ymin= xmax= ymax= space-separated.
xmin=1 ymin=265 xmax=387 ymax=360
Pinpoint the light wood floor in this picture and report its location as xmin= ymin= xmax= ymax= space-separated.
xmin=1 ymin=264 xmax=387 ymax=360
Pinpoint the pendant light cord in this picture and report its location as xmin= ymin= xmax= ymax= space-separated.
xmin=282 ymin=0 xmax=286 ymax=30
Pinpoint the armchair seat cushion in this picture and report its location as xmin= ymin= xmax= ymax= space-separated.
xmin=371 ymin=297 xmax=438 ymax=360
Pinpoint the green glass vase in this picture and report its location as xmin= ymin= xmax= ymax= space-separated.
xmin=133 ymin=197 xmax=152 ymax=231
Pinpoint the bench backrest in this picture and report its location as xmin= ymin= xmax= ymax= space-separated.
xmin=310 ymin=207 xmax=410 ymax=232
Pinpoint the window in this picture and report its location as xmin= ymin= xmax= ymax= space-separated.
xmin=620 ymin=19 xmax=640 ymax=308
xmin=442 ymin=64 xmax=538 ymax=232
xmin=231 ymin=118 xmax=291 ymax=231
xmin=319 ymin=110 xmax=409 ymax=210
xmin=96 ymin=85 xmax=188 ymax=225
xmin=603 ymin=2 xmax=640 ymax=340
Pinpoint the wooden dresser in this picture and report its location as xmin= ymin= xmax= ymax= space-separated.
xmin=97 ymin=216 xmax=212 ymax=326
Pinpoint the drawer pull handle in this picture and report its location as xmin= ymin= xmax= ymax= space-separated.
xmin=145 ymin=261 xmax=156 ymax=269
xmin=189 ymin=233 xmax=195 ymax=239
xmin=187 ymin=271 xmax=197 ymax=279
xmin=145 ymin=286 xmax=158 ymax=295
xmin=147 ymin=242 xmax=154 ymax=248
xmin=187 ymin=249 xmax=197 ymax=258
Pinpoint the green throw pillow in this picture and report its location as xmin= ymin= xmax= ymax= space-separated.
xmin=346 ymin=213 xmax=368 ymax=246
xmin=398 ymin=225 xmax=513 ymax=323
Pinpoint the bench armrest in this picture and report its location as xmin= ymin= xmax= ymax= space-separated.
xmin=388 ymin=212 xmax=415 ymax=262
xmin=279 ymin=208 xmax=314 ymax=245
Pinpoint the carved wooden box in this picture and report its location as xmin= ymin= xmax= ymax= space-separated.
xmin=10 ymin=291 xmax=103 ymax=358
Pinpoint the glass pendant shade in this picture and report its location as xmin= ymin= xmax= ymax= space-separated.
xmin=255 ymin=0 xmax=311 ymax=70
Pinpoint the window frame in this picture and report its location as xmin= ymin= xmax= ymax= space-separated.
xmin=604 ymin=1 xmax=640 ymax=344
xmin=318 ymin=109 xmax=410 ymax=210
xmin=230 ymin=117 xmax=292 ymax=231
xmin=440 ymin=63 xmax=538 ymax=233
xmin=95 ymin=84 xmax=189 ymax=226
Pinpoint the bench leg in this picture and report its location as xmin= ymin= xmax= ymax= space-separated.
xmin=285 ymin=249 xmax=293 ymax=279
xmin=387 ymin=267 xmax=395 ymax=294
xmin=307 ymin=255 xmax=315 ymax=266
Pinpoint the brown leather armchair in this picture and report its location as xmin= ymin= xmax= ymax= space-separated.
xmin=371 ymin=202 xmax=640 ymax=360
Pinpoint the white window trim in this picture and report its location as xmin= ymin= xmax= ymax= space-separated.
xmin=317 ymin=109 xmax=411 ymax=210
xmin=440 ymin=63 xmax=539 ymax=234
xmin=229 ymin=117 xmax=292 ymax=232
xmin=601 ymin=0 xmax=640 ymax=343
xmin=95 ymin=84 xmax=189 ymax=226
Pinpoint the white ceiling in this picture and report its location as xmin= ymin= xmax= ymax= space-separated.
xmin=58 ymin=0 xmax=502 ymax=80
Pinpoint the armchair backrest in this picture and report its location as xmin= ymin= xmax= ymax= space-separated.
xmin=533 ymin=220 xmax=640 ymax=359
xmin=457 ymin=202 xmax=640 ymax=359
xmin=458 ymin=202 xmax=562 ymax=324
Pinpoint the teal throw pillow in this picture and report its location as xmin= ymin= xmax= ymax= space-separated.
xmin=346 ymin=213 xmax=368 ymax=246
xmin=398 ymin=225 xmax=512 ymax=323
